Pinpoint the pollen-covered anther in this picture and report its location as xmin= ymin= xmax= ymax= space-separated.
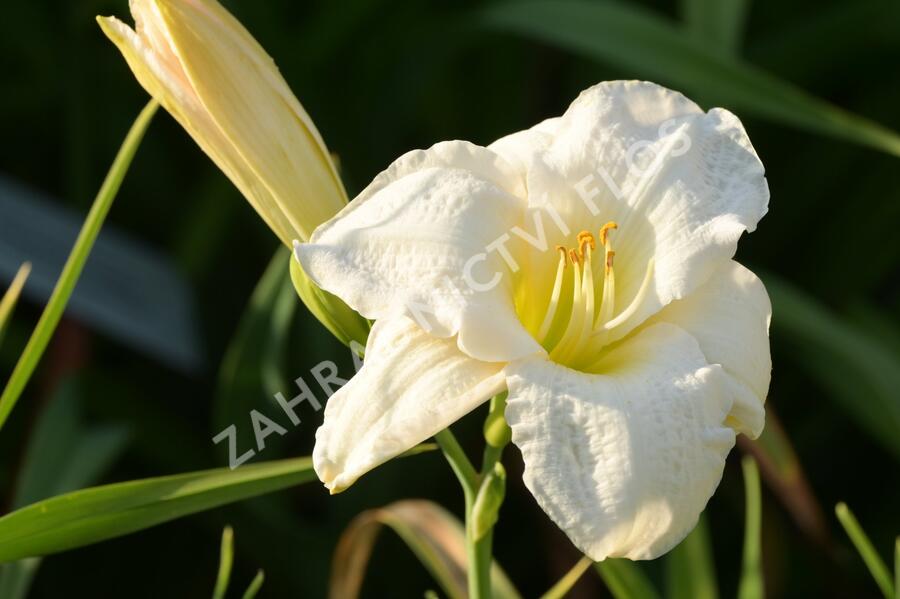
xmin=599 ymin=221 xmax=618 ymax=245
xmin=577 ymin=231 xmax=596 ymax=257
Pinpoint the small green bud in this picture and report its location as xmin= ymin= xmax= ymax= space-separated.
xmin=472 ymin=462 xmax=507 ymax=541
xmin=483 ymin=392 xmax=511 ymax=448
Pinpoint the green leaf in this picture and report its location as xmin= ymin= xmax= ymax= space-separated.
xmin=0 ymin=262 xmax=30 ymax=346
xmin=0 ymin=174 xmax=203 ymax=371
xmin=215 ymin=247 xmax=297 ymax=453
xmin=481 ymin=1 xmax=900 ymax=158
xmin=0 ymin=380 xmax=129 ymax=598
xmin=748 ymin=0 xmax=900 ymax=82
xmin=210 ymin=526 xmax=266 ymax=599
xmin=213 ymin=526 xmax=234 ymax=599
xmin=835 ymin=503 xmax=894 ymax=599
xmin=894 ymin=538 xmax=899 ymax=599
xmin=0 ymin=457 xmax=315 ymax=563
xmin=329 ymin=499 xmax=520 ymax=599
xmin=539 ymin=556 xmax=593 ymax=599
xmin=594 ymin=559 xmax=660 ymax=599
xmin=739 ymin=410 xmax=828 ymax=546
xmin=241 ymin=570 xmax=265 ymax=599
xmin=665 ymin=515 xmax=718 ymax=599
xmin=764 ymin=275 xmax=900 ymax=461
xmin=0 ymin=100 xmax=158 ymax=431
xmin=737 ymin=456 xmax=763 ymax=599
xmin=680 ymin=0 xmax=749 ymax=55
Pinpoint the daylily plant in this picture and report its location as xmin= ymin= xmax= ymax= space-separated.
xmin=296 ymin=81 xmax=771 ymax=560
xmin=99 ymin=0 xmax=771 ymax=573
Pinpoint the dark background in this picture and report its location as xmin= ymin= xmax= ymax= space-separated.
xmin=1 ymin=0 xmax=899 ymax=597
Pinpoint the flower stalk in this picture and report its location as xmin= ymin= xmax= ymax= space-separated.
xmin=434 ymin=393 xmax=511 ymax=599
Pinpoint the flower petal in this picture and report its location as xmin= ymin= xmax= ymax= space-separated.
xmin=315 ymin=316 xmax=507 ymax=492
xmin=506 ymin=322 xmax=735 ymax=560
xmin=512 ymin=81 xmax=769 ymax=344
xmin=647 ymin=261 xmax=771 ymax=437
xmin=296 ymin=141 xmax=544 ymax=362
xmin=488 ymin=117 xmax=560 ymax=174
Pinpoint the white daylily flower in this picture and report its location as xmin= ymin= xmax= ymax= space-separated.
xmin=295 ymin=81 xmax=771 ymax=560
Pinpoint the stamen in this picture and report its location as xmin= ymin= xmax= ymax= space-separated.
xmin=574 ymin=233 xmax=595 ymax=355
xmin=534 ymin=221 xmax=642 ymax=369
xmin=550 ymin=249 xmax=584 ymax=361
xmin=596 ymin=224 xmax=618 ymax=327
xmin=581 ymin=259 xmax=655 ymax=372
xmin=536 ymin=246 xmax=568 ymax=342
xmin=599 ymin=257 xmax=654 ymax=332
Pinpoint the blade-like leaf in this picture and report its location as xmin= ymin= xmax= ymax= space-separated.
xmin=835 ymin=503 xmax=894 ymax=599
xmin=0 ymin=262 xmax=30 ymax=345
xmin=737 ymin=456 xmax=763 ymax=599
xmin=539 ymin=556 xmax=593 ymax=599
xmin=330 ymin=499 xmax=520 ymax=599
xmin=241 ymin=570 xmax=265 ymax=599
xmin=213 ymin=526 xmax=234 ymax=599
xmin=0 ymin=101 xmax=158 ymax=431
xmin=665 ymin=515 xmax=718 ymax=599
xmin=748 ymin=0 xmax=900 ymax=81
xmin=481 ymin=1 xmax=900 ymax=158
xmin=209 ymin=525 xmax=266 ymax=599
xmin=215 ymin=247 xmax=296 ymax=454
xmin=0 ymin=174 xmax=203 ymax=371
xmin=894 ymin=538 xmax=899 ymax=599
xmin=738 ymin=409 xmax=828 ymax=546
xmin=764 ymin=275 xmax=900 ymax=461
xmin=0 ymin=457 xmax=315 ymax=563
xmin=0 ymin=380 xmax=129 ymax=599
xmin=594 ymin=559 xmax=660 ymax=599
xmin=680 ymin=0 xmax=749 ymax=55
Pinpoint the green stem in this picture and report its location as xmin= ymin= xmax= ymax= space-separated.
xmin=436 ymin=394 xmax=512 ymax=599
xmin=0 ymin=101 xmax=158 ymax=431
xmin=434 ymin=428 xmax=477 ymax=491
xmin=467 ymin=492 xmax=494 ymax=599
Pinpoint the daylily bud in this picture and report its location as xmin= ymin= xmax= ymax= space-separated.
xmin=483 ymin=393 xmax=512 ymax=448
xmin=472 ymin=462 xmax=507 ymax=541
xmin=97 ymin=0 xmax=347 ymax=245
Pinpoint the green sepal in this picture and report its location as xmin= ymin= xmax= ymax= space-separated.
xmin=289 ymin=254 xmax=370 ymax=349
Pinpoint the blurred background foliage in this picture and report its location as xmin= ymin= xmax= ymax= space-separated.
xmin=1 ymin=0 xmax=898 ymax=596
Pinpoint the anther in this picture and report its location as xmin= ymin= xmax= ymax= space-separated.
xmin=555 ymin=245 xmax=568 ymax=266
xmin=577 ymin=231 xmax=596 ymax=256
xmin=599 ymin=221 xmax=618 ymax=245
